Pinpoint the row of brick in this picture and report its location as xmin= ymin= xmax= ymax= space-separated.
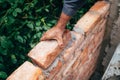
xmin=7 ymin=1 xmax=110 ymax=80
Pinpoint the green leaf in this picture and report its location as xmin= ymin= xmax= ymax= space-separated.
xmin=45 ymin=8 xmax=49 ymax=12
xmin=0 ymin=64 xmax=5 ymax=70
xmin=0 ymin=71 xmax=7 ymax=79
xmin=0 ymin=0 xmax=5 ymax=3
xmin=20 ymin=55 xmax=25 ymax=60
xmin=15 ymin=8 xmax=22 ymax=13
xmin=8 ymin=16 xmax=15 ymax=24
xmin=50 ymin=20 xmax=57 ymax=24
xmin=12 ymin=11 xmax=17 ymax=17
xmin=11 ymin=54 xmax=17 ymax=64
xmin=0 ymin=56 xmax=3 ymax=63
xmin=36 ymin=8 xmax=42 ymax=12
xmin=16 ymin=35 xmax=24 ymax=43
xmin=47 ymin=23 xmax=53 ymax=27
xmin=0 ymin=47 xmax=7 ymax=55
xmin=36 ymin=21 xmax=41 ymax=26
xmin=0 ymin=36 xmax=8 ymax=48
xmin=29 ymin=43 xmax=36 ymax=48
xmin=0 ymin=36 xmax=13 ymax=49
xmin=27 ymin=23 xmax=34 ymax=29
xmin=33 ymin=32 xmax=41 ymax=39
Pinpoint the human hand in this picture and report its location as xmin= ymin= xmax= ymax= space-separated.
xmin=40 ymin=26 xmax=65 ymax=47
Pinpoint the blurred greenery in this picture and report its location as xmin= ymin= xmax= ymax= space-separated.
xmin=0 ymin=0 xmax=96 ymax=79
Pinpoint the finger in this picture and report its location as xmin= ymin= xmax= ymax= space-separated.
xmin=40 ymin=36 xmax=47 ymax=41
xmin=56 ymin=36 xmax=64 ymax=48
xmin=40 ymin=34 xmax=53 ymax=41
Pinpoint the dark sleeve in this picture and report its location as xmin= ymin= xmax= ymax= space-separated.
xmin=62 ymin=0 xmax=86 ymax=16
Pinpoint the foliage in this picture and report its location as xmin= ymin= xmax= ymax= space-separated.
xmin=0 ymin=0 xmax=96 ymax=79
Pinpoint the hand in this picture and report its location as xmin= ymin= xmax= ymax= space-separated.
xmin=40 ymin=26 xmax=65 ymax=47
xmin=40 ymin=12 xmax=71 ymax=47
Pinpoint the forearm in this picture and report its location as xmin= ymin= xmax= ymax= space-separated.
xmin=55 ymin=12 xmax=71 ymax=30
xmin=56 ymin=0 xmax=86 ymax=30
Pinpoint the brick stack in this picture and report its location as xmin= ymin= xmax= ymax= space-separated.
xmin=7 ymin=1 xmax=110 ymax=80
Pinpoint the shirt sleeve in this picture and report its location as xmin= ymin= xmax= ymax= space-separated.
xmin=62 ymin=0 xmax=86 ymax=16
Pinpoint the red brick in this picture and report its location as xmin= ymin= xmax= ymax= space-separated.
xmin=51 ymin=32 xmax=84 ymax=79
xmin=93 ymin=20 xmax=106 ymax=51
xmin=76 ymin=46 xmax=101 ymax=80
xmin=74 ymin=11 xmax=101 ymax=36
xmin=62 ymin=55 xmax=78 ymax=77
xmin=46 ymin=61 xmax=63 ymax=80
xmin=72 ymin=46 xmax=91 ymax=71
xmin=91 ymin=19 xmax=104 ymax=34
xmin=62 ymin=31 xmax=84 ymax=62
xmin=71 ymin=57 xmax=81 ymax=70
xmin=62 ymin=46 xmax=89 ymax=80
xmin=90 ymin=1 xmax=110 ymax=17
xmin=76 ymin=54 xmax=97 ymax=80
xmin=74 ymin=32 xmax=94 ymax=57
xmin=64 ymin=73 xmax=77 ymax=80
xmin=28 ymin=30 xmax=71 ymax=69
xmin=74 ymin=45 xmax=101 ymax=80
xmin=7 ymin=61 xmax=44 ymax=80
xmin=53 ymin=75 xmax=62 ymax=80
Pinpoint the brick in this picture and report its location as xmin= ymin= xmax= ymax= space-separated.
xmin=53 ymin=75 xmax=62 ymax=80
xmin=6 ymin=61 xmax=44 ymax=80
xmin=64 ymin=73 xmax=77 ymax=80
xmin=83 ymin=20 xmax=105 ymax=56
xmin=52 ymin=32 xmax=84 ymax=79
xmin=93 ymin=20 xmax=106 ymax=51
xmin=62 ymin=46 xmax=89 ymax=79
xmin=71 ymin=57 xmax=81 ymax=70
xmin=73 ymin=11 xmax=101 ymax=36
xmin=28 ymin=30 xmax=71 ymax=69
xmin=74 ymin=32 xmax=94 ymax=57
xmin=62 ymin=55 xmax=78 ymax=77
xmin=62 ymin=31 xmax=84 ymax=62
xmin=74 ymin=20 xmax=105 ymax=56
xmin=46 ymin=61 xmax=63 ymax=80
xmin=90 ymin=1 xmax=110 ymax=17
xmin=75 ymin=49 xmax=100 ymax=80
xmin=91 ymin=19 xmax=104 ymax=34
xmin=74 ymin=42 xmax=101 ymax=80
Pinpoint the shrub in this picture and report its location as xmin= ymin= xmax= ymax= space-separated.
xmin=0 ymin=0 xmax=96 ymax=79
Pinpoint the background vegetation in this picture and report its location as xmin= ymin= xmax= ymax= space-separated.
xmin=0 ymin=0 xmax=96 ymax=79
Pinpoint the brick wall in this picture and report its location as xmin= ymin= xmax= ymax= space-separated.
xmin=6 ymin=1 xmax=110 ymax=80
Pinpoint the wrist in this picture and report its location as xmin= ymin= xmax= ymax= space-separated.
xmin=55 ymin=22 xmax=66 ymax=30
xmin=55 ymin=12 xmax=71 ymax=30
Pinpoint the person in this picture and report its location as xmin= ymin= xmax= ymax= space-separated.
xmin=41 ymin=0 xmax=87 ymax=47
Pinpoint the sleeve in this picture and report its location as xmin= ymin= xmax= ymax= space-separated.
xmin=62 ymin=0 xmax=87 ymax=16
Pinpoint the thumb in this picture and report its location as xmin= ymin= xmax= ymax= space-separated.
xmin=40 ymin=36 xmax=47 ymax=41
xmin=56 ymin=36 xmax=64 ymax=48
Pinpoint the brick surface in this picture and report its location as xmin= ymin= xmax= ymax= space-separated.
xmin=52 ymin=32 xmax=84 ymax=79
xmin=73 ymin=20 xmax=107 ymax=80
xmin=90 ymin=1 xmax=110 ymax=17
xmin=73 ymin=11 xmax=101 ymax=36
xmin=75 ymin=47 xmax=101 ymax=80
xmin=28 ymin=30 xmax=71 ymax=69
xmin=62 ymin=31 xmax=84 ymax=62
xmin=93 ymin=20 xmax=106 ymax=51
xmin=46 ymin=61 xmax=63 ymax=80
xmin=7 ymin=61 xmax=44 ymax=80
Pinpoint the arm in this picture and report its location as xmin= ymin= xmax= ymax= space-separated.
xmin=41 ymin=12 xmax=71 ymax=47
xmin=41 ymin=0 xmax=86 ymax=47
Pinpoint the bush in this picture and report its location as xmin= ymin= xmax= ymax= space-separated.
xmin=0 ymin=0 xmax=96 ymax=79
